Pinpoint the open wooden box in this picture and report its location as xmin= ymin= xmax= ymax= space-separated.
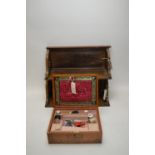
xmin=45 ymin=46 xmax=112 ymax=144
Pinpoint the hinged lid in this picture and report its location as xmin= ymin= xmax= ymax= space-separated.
xmin=45 ymin=46 xmax=112 ymax=80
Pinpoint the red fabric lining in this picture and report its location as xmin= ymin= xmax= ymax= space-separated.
xmin=60 ymin=80 xmax=92 ymax=102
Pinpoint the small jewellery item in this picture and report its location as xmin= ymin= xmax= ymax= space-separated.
xmin=71 ymin=110 xmax=79 ymax=114
xmin=54 ymin=111 xmax=62 ymax=123
xmin=88 ymin=113 xmax=94 ymax=118
xmin=54 ymin=115 xmax=61 ymax=120
xmin=56 ymin=110 xmax=61 ymax=115
xmin=64 ymin=120 xmax=73 ymax=126
xmin=74 ymin=120 xmax=86 ymax=127
xmin=88 ymin=117 xmax=96 ymax=123
xmin=54 ymin=115 xmax=61 ymax=123
xmin=88 ymin=113 xmax=96 ymax=123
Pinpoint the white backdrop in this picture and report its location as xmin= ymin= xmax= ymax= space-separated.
xmin=27 ymin=0 xmax=128 ymax=155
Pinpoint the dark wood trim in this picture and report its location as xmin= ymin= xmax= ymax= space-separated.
xmin=47 ymin=45 xmax=111 ymax=49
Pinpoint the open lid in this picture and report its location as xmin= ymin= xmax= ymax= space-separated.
xmin=46 ymin=46 xmax=112 ymax=80
xmin=51 ymin=74 xmax=99 ymax=107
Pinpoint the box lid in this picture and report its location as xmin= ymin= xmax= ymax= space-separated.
xmin=45 ymin=46 xmax=112 ymax=80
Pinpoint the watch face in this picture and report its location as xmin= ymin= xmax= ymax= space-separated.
xmin=54 ymin=76 xmax=97 ymax=105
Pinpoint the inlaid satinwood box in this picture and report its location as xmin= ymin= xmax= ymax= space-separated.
xmin=45 ymin=46 xmax=112 ymax=144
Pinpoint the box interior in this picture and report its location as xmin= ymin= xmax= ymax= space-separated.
xmin=49 ymin=108 xmax=101 ymax=133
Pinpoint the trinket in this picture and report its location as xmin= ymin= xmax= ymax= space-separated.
xmin=88 ymin=113 xmax=96 ymax=123
xmin=84 ymin=110 xmax=88 ymax=113
xmin=54 ymin=115 xmax=61 ymax=120
xmin=71 ymin=110 xmax=79 ymax=114
xmin=56 ymin=110 xmax=61 ymax=114
xmin=74 ymin=120 xmax=86 ymax=127
xmin=64 ymin=120 xmax=73 ymax=126
xmin=54 ymin=110 xmax=62 ymax=123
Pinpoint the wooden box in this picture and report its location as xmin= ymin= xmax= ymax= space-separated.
xmin=45 ymin=46 xmax=112 ymax=144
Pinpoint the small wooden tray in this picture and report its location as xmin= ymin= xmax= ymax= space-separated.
xmin=47 ymin=106 xmax=102 ymax=144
